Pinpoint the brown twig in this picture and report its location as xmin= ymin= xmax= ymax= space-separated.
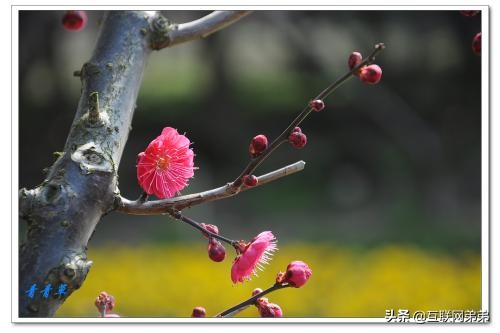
xmin=168 ymin=210 xmax=236 ymax=246
xmin=116 ymin=160 xmax=305 ymax=214
xmin=215 ymin=284 xmax=289 ymax=318
xmin=231 ymin=43 xmax=386 ymax=188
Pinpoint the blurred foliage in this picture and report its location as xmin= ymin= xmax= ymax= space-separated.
xmin=56 ymin=244 xmax=480 ymax=318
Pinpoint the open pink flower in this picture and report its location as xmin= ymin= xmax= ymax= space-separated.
xmin=137 ymin=127 xmax=195 ymax=199
xmin=231 ymin=231 xmax=278 ymax=283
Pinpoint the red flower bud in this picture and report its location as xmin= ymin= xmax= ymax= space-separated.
xmin=249 ymin=134 xmax=268 ymax=157
xmin=309 ymin=99 xmax=325 ymax=112
xmin=359 ymin=64 xmax=383 ymax=85
xmin=243 ymin=174 xmax=258 ymax=187
xmin=292 ymin=126 xmax=302 ymax=133
xmin=472 ymin=32 xmax=481 ymax=55
xmin=288 ymin=132 xmax=307 ymax=149
xmin=200 ymin=223 xmax=219 ymax=239
xmin=208 ymin=239 xmax=226 ymax=262
xmin=62 ymin=11 xmax=88 ymax=31
xmin=192 ymin=306 xmax=206 ymax=317
xmin=348 ymin=51 xmax=363 ymax=72
xmin=460 ymin=10 xmax=480 ymax=17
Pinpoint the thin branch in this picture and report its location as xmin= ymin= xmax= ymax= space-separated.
xmin=116 ymin=160 xmax=305 ymax=215
xmin=153 ymin=11 xmax=252 ymax=49
xmin=230 ymin=43 xmax=386 ymax=188
xmin=215 ymin=284 xmax=289 ymax=318
xmin=117 ymin=43 xmax=385 ymax=217
xmin=168 ymin=210 xmax=236 ymax=246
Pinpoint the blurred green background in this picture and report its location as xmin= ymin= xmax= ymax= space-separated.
xmin=19 ymin=10 xmax=482 ymax=317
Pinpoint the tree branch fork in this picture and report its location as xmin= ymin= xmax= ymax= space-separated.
xmin=116 ymin=160 xmax=306 ymax=215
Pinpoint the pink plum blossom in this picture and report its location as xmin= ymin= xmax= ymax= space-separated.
xmin=136 ymin=127 xmax=195 ymax=199
xmin=231 ymin=231 xmax=278 ymax=283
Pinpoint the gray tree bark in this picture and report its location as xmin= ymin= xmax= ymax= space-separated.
xmin=18 ymin=11 xmax=154 ymax=317
xmin=18 ymin=9 xmax=250 ymax=318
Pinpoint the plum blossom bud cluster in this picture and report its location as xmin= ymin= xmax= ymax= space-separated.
xmin=289 ymin=126 xmax=307 ymax=149
xmin=252 ymin=288 xmax=283 ymax=318
xmin=348 ymin=51 xmax=383 ymax=85
xmin=95 ymin=291 xmax=120 ymax=318
xmin=200 ymin=223 xmax=226 ymax=262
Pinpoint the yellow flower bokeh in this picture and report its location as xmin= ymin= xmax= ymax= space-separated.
xmin=56 ymin=243 xmax=481 ymax=318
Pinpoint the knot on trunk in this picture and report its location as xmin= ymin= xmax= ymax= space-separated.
xmin=71 ymin=143 xmax=114 ymax=175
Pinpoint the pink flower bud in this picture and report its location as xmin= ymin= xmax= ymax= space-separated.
xmin=309 ymin=99 xmax=325 ymax=112
xmin=472 ymin=32 xmax=481 ymax=55
xmin=292 ymin=126 xmax=302 ymax=133
xmin=461 ymin=10 xmax=480 ymax=17
xmin=243 ymin=174 xmax=258 ymax=187
xmin=95 ymin=291 xmax=117 ymax=317
xmin=200 ymin=223 xmax=219 ymax=239
xmin=283 ymin=261 xmax=312 ymax=288
xmin=252 ymin=288 xmax=263 ymax=297
xmin=249 ymin=134 xmax=268 ymax=157
xmin=208 ymin=239 xmax=226 ymax=262
xmin=348 ymin=51 xmax=363 ymax=71
xmin=192 ymin=306 xmax=206 ymax=317
xmin=258 ymin=303 xmax=283 ymax=318
xmin=256 ymin=296 xmax=269 ymax=306
xmin=359 ymin=64 xmax=382 ymax=85
xmin=62 ymin=11 xmax=88 ymax=31
xmin=288 ymin=132 xmax=307 ymax=149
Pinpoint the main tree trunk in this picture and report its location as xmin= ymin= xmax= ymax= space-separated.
xmin=19 ymin=11 xmax=154 ymax=317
